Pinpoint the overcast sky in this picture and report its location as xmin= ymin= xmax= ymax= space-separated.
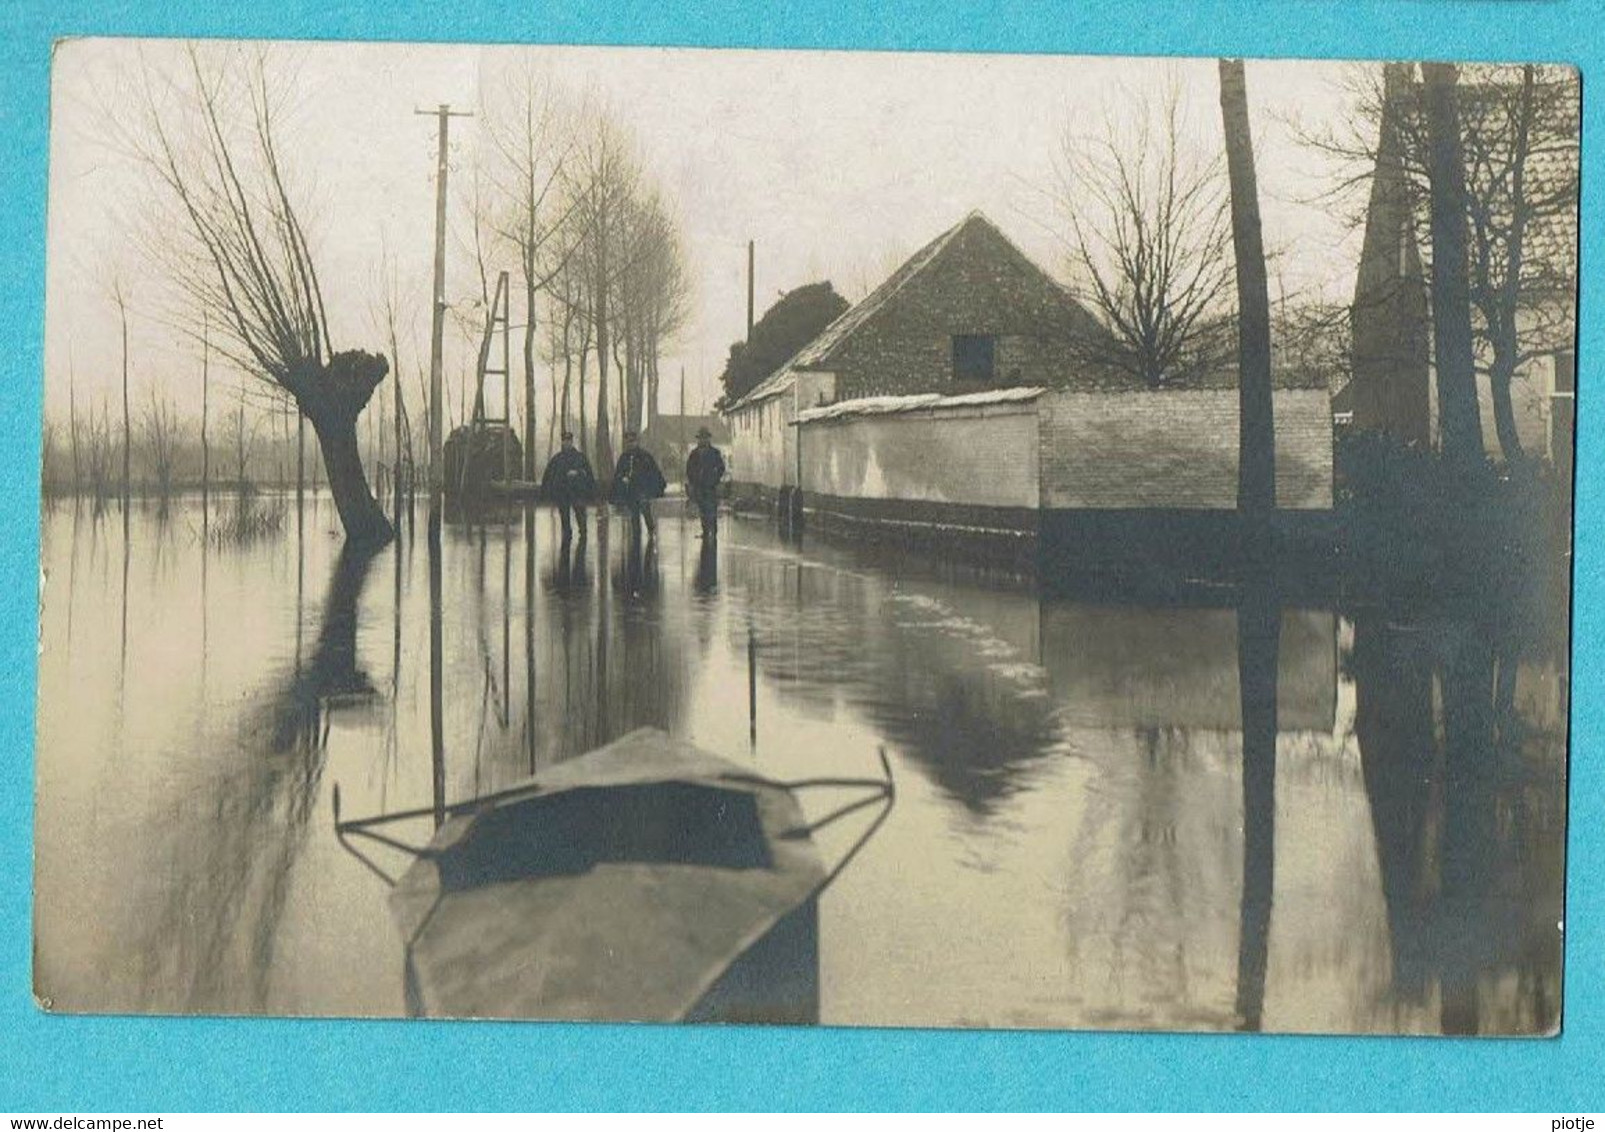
xmin=43 ymin=39 xmax=1369 ymax=423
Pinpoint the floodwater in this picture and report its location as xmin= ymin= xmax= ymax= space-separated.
xmin=34 ymin=492 xmax=1567 ymax=1033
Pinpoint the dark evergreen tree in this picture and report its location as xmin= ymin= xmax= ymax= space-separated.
xmin=716 ymin=282 xmax=849 ymax=407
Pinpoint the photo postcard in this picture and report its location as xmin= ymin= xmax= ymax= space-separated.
xmin=33 ymin=39 xmax=1576 ymax=1034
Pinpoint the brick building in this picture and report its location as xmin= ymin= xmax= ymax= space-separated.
xmin=725 ymin=210 xmax=1105 ymax=494
xmin=725 ymin=209 xmax=1335 ymax=577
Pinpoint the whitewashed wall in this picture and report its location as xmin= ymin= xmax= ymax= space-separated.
xmin=796 ymin=405 xmax=1041 ymax=508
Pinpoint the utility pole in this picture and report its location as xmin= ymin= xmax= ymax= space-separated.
xmin=417 ymin=102 xmax=474 ymax=525
xmin=746 ymin=239 xmax=755 ymax=340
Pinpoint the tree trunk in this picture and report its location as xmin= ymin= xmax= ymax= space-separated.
xmin=294 ymin=350 xmax=395 ymax=546
xmin=1219 ymin=58 xmax=1277 ymax=549
xmin=578 ymin=350 xmax=589 ymax=457
xmin=524 ymin=279 xmax=538 ymax=480
xmin=120 ymin=300 xmax=130 ymax=510
xmin=200 ymin=330 xmax=209 ymax=511
xmin=308 ymin=411 xmax=392 ymax=546
xmin=595 ymin=290 xmax=614 ymax=473
xmin=1421 ymin=62 xmax=1487 ymax=478
xmin=1488 ymin=354 xmax=1525 ymax=464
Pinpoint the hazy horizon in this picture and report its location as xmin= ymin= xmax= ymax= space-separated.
xmin=43 ymin=40 xmax=1372 ymax=429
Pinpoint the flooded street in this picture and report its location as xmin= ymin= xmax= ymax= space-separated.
xmin=34 ymin=493 xmax=1567 ymax=1034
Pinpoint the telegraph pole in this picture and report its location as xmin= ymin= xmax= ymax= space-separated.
xmin=417 ymin=102 xmax=470 ymax=822
xmin=746 ymin=240 xmax=755 ymax=340
xmin=417 ymin=102 xmax=474 ymax=527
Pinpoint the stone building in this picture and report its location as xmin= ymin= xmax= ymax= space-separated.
xmin=725 ymin=209 xmax=1336 ymax=576
xmin=725 ymin=210 xmax=1105 ymax=496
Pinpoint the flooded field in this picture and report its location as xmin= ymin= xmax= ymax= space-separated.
xmin=33 ymin=493 xmax=1567 ymax=1033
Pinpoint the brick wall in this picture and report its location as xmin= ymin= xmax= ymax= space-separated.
xmin=1039 ymin=389 xmax=1334 ymax=510
xmin=829 ymin=219 xmax=1097 ymax=399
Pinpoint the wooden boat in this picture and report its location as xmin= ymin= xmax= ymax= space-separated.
xmin=335 ymin=727 xmax=892 ymax=1023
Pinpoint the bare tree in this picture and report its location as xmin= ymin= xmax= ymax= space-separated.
xmin=122 ymin=46 xmax=392 ymax=542
xmin=484 ymin=66 xmax=581 ymax=479
xmin=227 ymin=390 xmax=265 ymax=494
xmin=565 ymin=105 xmax=642 ymax=472
xmin=141 ymin=387 xmax=183 ymax=498
xmin=1459 ymin=65 xmax=1577 ymax=462
xmin=615 ymin=191 xmax=689 ymax=434
xmin=84 ymin=401 xmax=116 ymax=504
xmin=1054 ymin=82 xmax=1234 ymax=387
xmin=41 ymin=421 xmax=61 ymax=497
xmin=1298 ymin=62 xmax=1578 ymax=462
xmin=109 ymin=276 xmax=132 ymax=508
xmin=67 ymin=345 xmax=82 ymax=492
xmin=370 ymin=251 xmax=420 ymax=512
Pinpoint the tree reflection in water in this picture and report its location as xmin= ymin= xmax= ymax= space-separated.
xmin=31 ymin=502 xmax=1568 ymax=1030
xmin=1352 ymin=608 xmax=1563 ymax=1036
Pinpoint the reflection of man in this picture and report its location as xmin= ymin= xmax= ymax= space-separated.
xmin=693 ymin=536 xmax=718 ymax=595
xmin=610 ymin=430 xmax=666 ymax=540
xmin=684 ymin=426 xmax=726 ymax=541
xmin=540 ymin=431 xmax=597 ymax=543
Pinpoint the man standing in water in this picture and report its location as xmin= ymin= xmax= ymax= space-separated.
xmin=610 ymin=430 xmax=667 ymax=541
xmin=684 ymin=426 xmax=726 ymax=540
xmin=540 ymin=430 xmax=598 ymax=543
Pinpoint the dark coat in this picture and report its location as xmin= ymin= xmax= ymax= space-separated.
xmin=540 ymin=447 xmax=598 ymax=503
xmin=684 ymin=444 xmax=726 ymax=494
xmin=610 ymin=447 xmax=667 ymax=503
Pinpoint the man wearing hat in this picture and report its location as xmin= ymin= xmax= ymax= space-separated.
xmin=610 ymin=429 xmax=667 ymax=540
xmin=539 ymin=430 xmax=598 ymax=543
xmin=684 ymin=426 xmax=727 ymax=540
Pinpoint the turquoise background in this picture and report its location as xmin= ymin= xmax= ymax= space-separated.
xmin=1 ymin=0 xmax=1599 ymax=1112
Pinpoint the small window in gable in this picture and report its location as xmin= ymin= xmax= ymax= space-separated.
xmin=952 ymin=335 xmax=996 ymax=385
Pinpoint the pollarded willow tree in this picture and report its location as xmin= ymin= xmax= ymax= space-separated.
xmin=129 ymin=46 xmax=393 ymax=544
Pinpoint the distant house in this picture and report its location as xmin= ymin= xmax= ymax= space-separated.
xmin=723 ymin=210 xmax=1106 ymax=498
xmin=1350 ymin=64 xmax=1578 ymax=472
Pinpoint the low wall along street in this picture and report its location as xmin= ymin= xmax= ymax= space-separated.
xmin=796 ymin=397 xmax=1042 ymax=511
xmin=1038 ymin=388 xmax=1335 ymax=512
